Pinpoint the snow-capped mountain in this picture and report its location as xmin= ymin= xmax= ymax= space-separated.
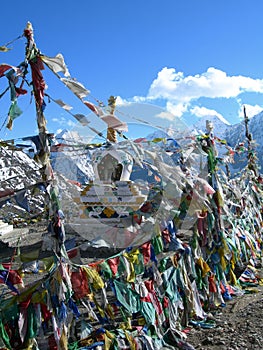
xmin=145 ymin=129 xmax=171 ymax=141
xmin=187 ymin=111 xmax=263 ymax=175
xmin=135 ymin=113 xmax=263 ymax=177
xmin=0 ymin=146 xmax=46 ymax=223
xmin=2 ymin=110 xmax=263 ymax=225
xmin=224 ymin=111 xmax=263 ymax=174
xmin=191 ymin=114 xmax=231 ymax=139
xmin=0 ymin=142 xmax=82 ymax=225
xmin=51 ymin=129 xmax=94 ymax=184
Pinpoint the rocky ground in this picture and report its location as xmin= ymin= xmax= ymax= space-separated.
xmin=1 ymin=222 xmax=263 ymax=350
xmin=186 ymin=285 xmax=263 ymax=350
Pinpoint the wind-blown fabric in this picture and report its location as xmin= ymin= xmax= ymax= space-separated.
xmin=54 ymin=99 xmax=73 ymax=111
xmin=0 ymin=268 xmax=21 ymax=294
xmin=83 ymin=100 xmax=104 ymax=116
xmin=4 ymin=68 xmax=23 ymax=129
xmin=0 ymin=64 xmax=13 ymax=77
xmin=41 ymin=53 xmax=70 ymax=77
xmin=0 ymin=46 xmax=11 ymax=52
xmin=6 ymin=101 xmax=22 ymax=130
xmin=14 ymin=189 xmax=30 ymax=212
xmin=60 ymin=77 xmax=90 ymax=99
xmin=101 ymin=114 xmax=128 ymax=132
xmin=73 ymin=113 xmax=90 ymax=126
xmin=29 ymin=55 xmax=46 ymax=109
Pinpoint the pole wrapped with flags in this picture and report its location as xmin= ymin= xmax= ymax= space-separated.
xmin=23 ymin=21 xmax=65 ymax=252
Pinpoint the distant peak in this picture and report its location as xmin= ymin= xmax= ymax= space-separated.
xmin=203 ymin=114 xmax=230 ymax=126
xmin=55 ymin=129 xmax=69 ymax=138
xmin=211 ymin=114 xmax=230 ymax=125
xmin=55 ymin=129 xmax=81 ymax=143
xmin=193 ymin=114 xmax=231 ymax=129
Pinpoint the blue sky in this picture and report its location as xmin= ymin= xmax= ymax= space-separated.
xmin=1 ymin=0 xmax=263 ymax=142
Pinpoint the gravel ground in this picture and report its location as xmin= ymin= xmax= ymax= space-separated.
xmin=185 ymin=284 xmax=263 ymax=350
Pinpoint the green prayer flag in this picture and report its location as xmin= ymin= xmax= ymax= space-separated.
xmin=0 ymin=319 xmax=11 ymax=349
xmin=6 ymin=101 xmax=23 ymax=130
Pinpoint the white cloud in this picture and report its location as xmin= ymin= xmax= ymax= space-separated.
xmin=52 ymin=116 xmax=76 ymax=128
xmin=131 ymin=96 xmax=147 ymax=103
xmin=116 ymin=96 xmax=130 ymax=105
xmin=166 ymin=101 xmax=189 ymax=118
xmin=237 ymin=102 xmax=263 ymax=120
xmin=147 ymin=67 xmax=263 ymax=103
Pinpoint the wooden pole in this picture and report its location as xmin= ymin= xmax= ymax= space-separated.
xmin=243 ymin=105 xmax=258 ymax=177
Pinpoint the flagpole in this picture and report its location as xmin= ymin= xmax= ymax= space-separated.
xmin=23 ymin=22 xmax=65 ymax=253
xmin=243 ymin=105 xmax=258 ymax=177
